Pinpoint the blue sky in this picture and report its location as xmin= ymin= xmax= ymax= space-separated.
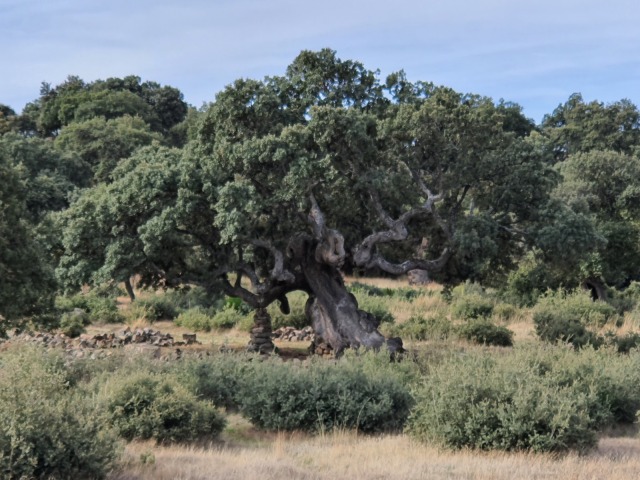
xmin=2 ymin=0 xmax=639 ymax=123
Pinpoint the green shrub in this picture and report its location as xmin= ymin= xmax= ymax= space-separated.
xmin=458 ymin=320 xmax=514 ymax=347
xmin=348 ymin=282 xmax=391 ymax=297
xmin=538 ymin=347 xmax=640 ymax=427
xmin=531 ymin=291 xmax=616 ymax=349
xmin=56 ymin=292 xmax=124 ymax=324
xmin=59 ymin=308 xmax=90 ymax=337
xmin=390 ymin=314 xmax=452 ymax=341
xmin=224 ymin=296 xmax=253 ymax=314
xmin=236 ymin=358 xmax=412 ymax=433
xmin=352 ymin=294 xmax=394 ymax=324
xmin=407 ymin=347 xmax=598 ymax=453
xmin=268 ymin=291 xmax=309 ymax=329
xmin=175 ymin=308 xmax=215 ymax=332
xmin=178 ymin=353 xmax=254 ymax=410
xmin=211 ymin=306 xmax=247 ymax=329
xmin=164 ymin=286 xmax=224 ymax=312
xmin=104 ymin=372 xmax=226 ymax=443
xmin=533 ymin=308 xmax=602 ymax=349
xmin=536 ymin=290 xmax=620 ymax=327
xmin=492 ymin=302 xmax=519 ymax=322
xmin=136 ymin=295 xmax=179 ymax=320
xmin=451 ymin=293 xmax=494 ymax=320
xmin=0 ymin=346 xmax=120 ymax=479
xmin=610 ymin=332 xmax=640 ymax=354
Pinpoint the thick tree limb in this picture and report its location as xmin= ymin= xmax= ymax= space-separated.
xmin=306 ymin=193 xmax=346 ymax=267
xmin=353 ymin=173 xmax=451 ymax=275
xmin=251 ymin=240 xmax=296 ymax=284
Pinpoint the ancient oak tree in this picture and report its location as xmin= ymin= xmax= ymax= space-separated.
xmin=57 ymin=50 xmax=556 ymax=353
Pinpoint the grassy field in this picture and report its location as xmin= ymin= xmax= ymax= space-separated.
xmin=11 ymin=276 xmax=640 ymax=479
xmin=112 ymin=422 xmax=640 ymax=480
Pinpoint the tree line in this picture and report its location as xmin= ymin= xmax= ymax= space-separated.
xmin=1 ymin=49 xmax=639 ymax=350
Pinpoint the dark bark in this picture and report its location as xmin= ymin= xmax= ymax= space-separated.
xmin=290 ymin=234 xmax=403 ymax=356
xmin=124 ymin=278 xmax=135 ymax=301
xmin=582 ymin=277 xmax=607 ymax=301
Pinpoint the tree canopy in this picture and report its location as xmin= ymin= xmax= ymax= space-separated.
xmin=3 ymin=49 xmax=640 ymax=349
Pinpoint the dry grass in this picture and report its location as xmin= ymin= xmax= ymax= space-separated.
xmin=111 ymin=431 xmax=640 ymax=480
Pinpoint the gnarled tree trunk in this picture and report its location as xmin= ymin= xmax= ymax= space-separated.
xmin=288 ymin=233 xmax=403 ymax=356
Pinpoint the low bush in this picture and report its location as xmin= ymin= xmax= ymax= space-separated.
xmin=531 ymin=290 xmax=616 ymax=349
xmin=175 ymin=308 xmax=215 ymax=332
xmin=268 ymin=291 xmax=309 ymax=329
xmin=103 ymin=372 xmax=226 ymax=443
xmin=458 ymin=320 xmax=514 ymax=347
xmin=450 ymin=284 xmax=495 ymax=320
xmin=407 ymin=347 xmax=598 ymax=453
xmin=56 ymin=292 xmax=123 ymax=324
xmin=163 ymin=286 xmax=224 ymax=312
xmin=609 ymin=332 xmax=640 ymax=354
xmin=224 ymin=295 xmax=253 ymax=314
xmin=135 ymin=295 xmax=179 ymax=320
xmin=390 ymin=314 xmax=452 ymax=341
xmin=236 ymin=358 xmax=412 ymax=433
xmin=178 ymin=353 xmax=254 ymax=410
xmin=349 ymin=282 xmax=424 ymax=301
xmin=0 ymin=346 xmax=120 ymax=479
xmin=492 ymin=302 xmax=519 ymax=322
xmin=211 ymin=306 xmax=248 ymax=329
xmin=533 ymin=308 xmax=602 ymax=349
xmin=536 ymin=290 xmax=620 ymax=327
xmin=59 ymin=308 xmax=90 ymax=337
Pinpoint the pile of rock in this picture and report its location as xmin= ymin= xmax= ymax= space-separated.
xmin=309 ymin=339 xmax=333 ymax=356
xmin=272 ymin=326 xmax=314 ymax=342
xmin=9 ymin=328 xmax=200 ymax=352
xmin=248 ymin=308 xmax=274 ymax=354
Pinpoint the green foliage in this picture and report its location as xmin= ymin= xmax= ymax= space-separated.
xmin=164 ymin=286 xmax=224 ymax=312
xmin=389 ymin=314 xmax=452 ymax=341
xmin=103 ymin=372 xmax=225 ymax=443
xmin=136 ymin=295 xmax=179 ymax=320
xmin=0 ymin=346 xmax=120 ymax=479
xmin=610 ymin=332 xmax=640 ymax=354
xmin=59 ymin=308 xmax=90 ymax=337
xmin=55 ymin=115 xmax=162 ymax=182
xmin=224 ymin=295 xmax=253 ymax=314
xmin=554 ymin=150 xmax=640 ymax=288
xmin=348 ymin=282 xmax=422 ymax=301
xmin=211 ymin=305 xmax=248 ymax=329
xmin=451 ymin=294 xmax=494 ymax=320
xmin=267 ymin=291 xmax=309 ymax=329
xmin=532 ymin=290 xmax=621 ymax=349
xmin=492 ymin=302 xmax=519 ymax=322
xmin=534 ymin=309 xmax=602 ymax=349
xmin=56 ymin=292 xmax=123 ymax=324
xmin=457 ymin=320 xmax=514 ymax=347
xmin=0 ymin=146 xmax=56 ymax=329
xmin=175 ymin=308 xmax=215 ymax=332
xmin=178 ymin=353 xmax=254 ymax=411
xmin=236 ymin=357 xmax=413 ymax=433
xmin=408 ymin=347 xmax=602 ymax=453
xmin=355 ymin=295 xmax=395 ymax=324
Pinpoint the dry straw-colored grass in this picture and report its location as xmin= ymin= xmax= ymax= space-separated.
xmin=111 ymin=432 xmax=640 ymax=480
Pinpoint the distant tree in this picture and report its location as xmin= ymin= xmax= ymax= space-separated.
xmin=543 ymin=93 xmax=640 ymax=161
xmin=28 ymin=75 xmax=188 ymax=137
xmin=0 ymin=145 xmax=55 ymax=331
xmin=57 ymin=50 xmax=559 ymax=354
xmin=554 ymin=150 xmax=640 ymax=291
xmin=0 ymin=133 xmax=90 ymax=221
xmin=55 ymin=115 xmax=161 ymax=182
